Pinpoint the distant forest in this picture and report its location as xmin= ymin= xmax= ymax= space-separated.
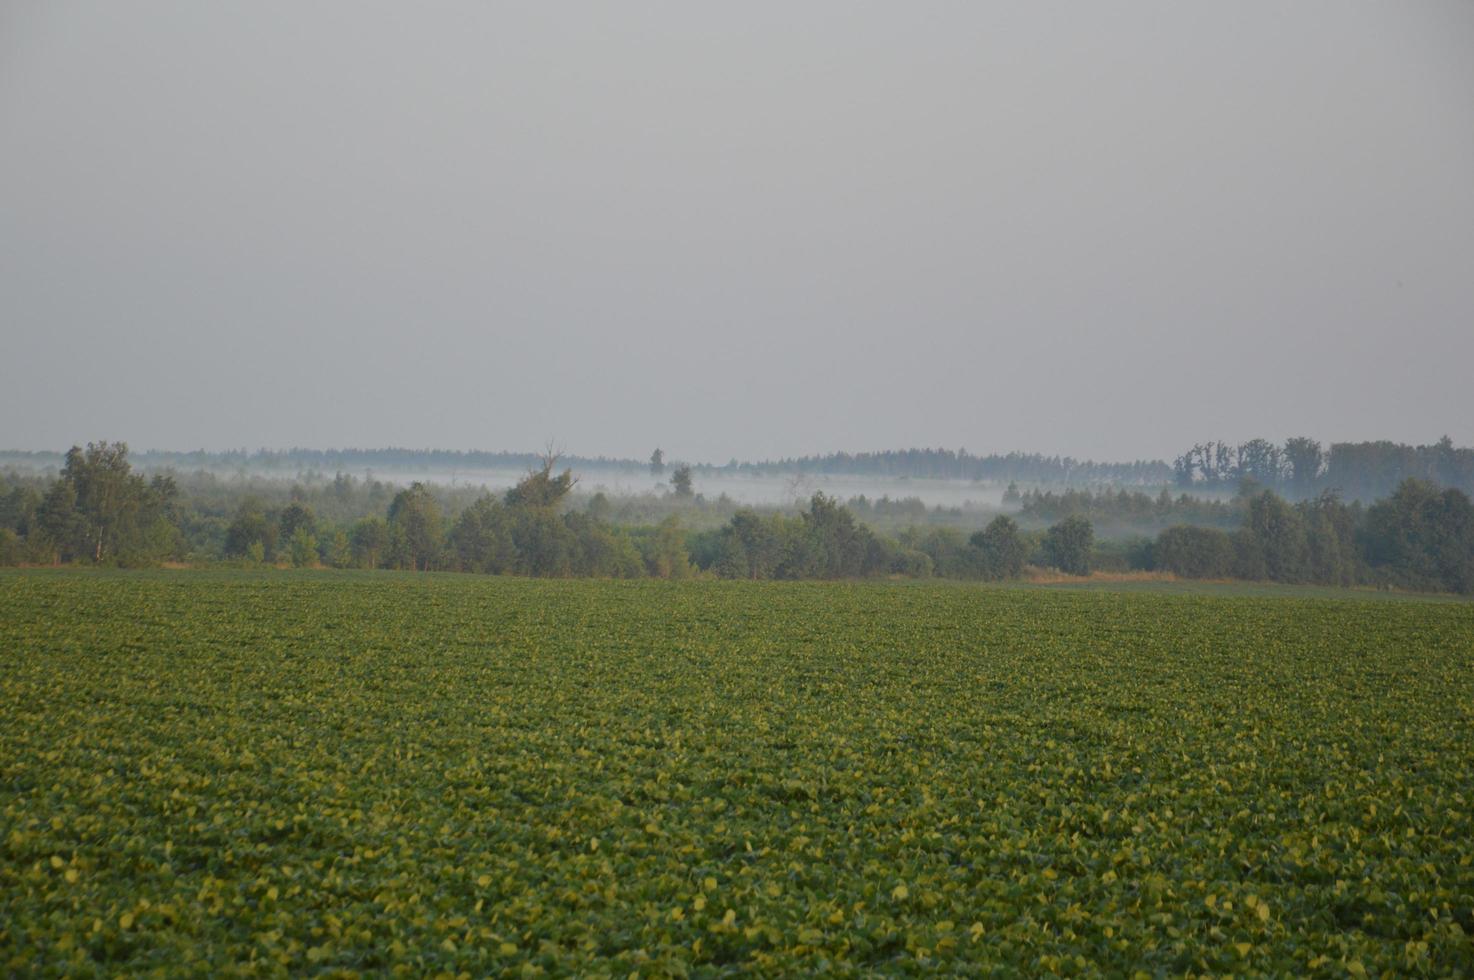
xmin=2 ymin=441 xmax=1471 ymax=594
xmin=3 ymin=435 xmax=1470 ymax=500
xmin=712 ymin=448 xmax=1173 ymax=485
xmin=1172 ymin=436 xmax=1474 ymax=500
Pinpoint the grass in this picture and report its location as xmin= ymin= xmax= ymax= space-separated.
xmin=2 ymin=569 xmax=1472 ymax=975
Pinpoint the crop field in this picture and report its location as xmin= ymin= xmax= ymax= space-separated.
xmin=2 ymin=570 xmax=1473 ymax=976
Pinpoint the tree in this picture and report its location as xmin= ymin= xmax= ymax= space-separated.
xmin=1362 ymin=479 xmax=1474 ymax=594
xmin=1154 ymin=525 xmax=1235 ymax=579
xmin=1042 ymin=516 xmax=1093 ymax=576
xmin=324 ymin=530 xmax=352 ymax=569
xmin=1283 ymin=437 xmax=1324 ymax=496
xmin=800 ymin=493 xmax=873 ymax=578
xmin=716 ymin=510 xmax=783 ymax=579
xmin=1235 ymin=490 xmax=1308 ymax=582
xmin=0 ymin=528 xmax=23 ymax=566
xmin=971 ymin=515 xmax=1028 ymax=580
xmin=388 ymin=483 xmax=443 ymax=571
xmin=278 ymin=503 xmax=315 ymax=543
xmin=57 ymin=441 xmax=156 ymax=563
xmin=288 ymin=527 xmax=318 ymax=567
xmin=671 ymin=465 xmax=694 ymax=498
xmin=649 ymin=448 xmax=665 ymax=476
xmin=504 ymin=452 xmax=579 ymax=574
xmin=225 ymin=499 xmax=275 ymax=560
xmin=36 ymin=478 xmax=83 ymax=563
xmin=350 ymin=517 xmax=389 ymax=569
xmin=1236 ymin=438 xmax=1283 ymax=487
xmin=451 ymin=494 xmax=515 ymax=574
xmin=510 ymin=507 xmax=577 ymax=576
xmin=1298 ymin=490 xmax=1359 ymax=586
xmin=505 ymin=453 xmax=576 ymax=509
xmin=641 ymin=516 xmax=693 ymax=578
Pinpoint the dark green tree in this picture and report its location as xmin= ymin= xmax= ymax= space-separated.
xmin=800 ymin=493 xmax=872 ymax=578
xmin=505 ymin=457 xmax=576 ymax=509
xmin=278 ymin=503 xmax=315 ymax=543
xmin=388 ymin=483 xmax=443 ymax=571
xmin=451 ymin=494 xmax=516 ymax=574
xmin=1283 ymin=437 xmax=1324 ymax=496
xmin=1042 ymin=516 xmax=1094 ymax=576
xmin=58 ymin=442 xmax=155 ymax=562
xmin=1362 ymin=479 xmax=1474 ymax=593
xmin=1153 ymin=525 xmax=1235 ymax=579
xmin=225 ymin=499 xmax=275 ymax=560
xmin=971 ymin=515 xmax=1028 ymax=580
xmin=350 ymin=517 xmax=389 ymax=569
xmin=1235 ymin=491 xmax=1308 ymax=582
xmin=639 ymin=516 xmax=693 ymax=578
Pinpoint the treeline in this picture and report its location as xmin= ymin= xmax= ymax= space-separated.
xmin=1173 ymin=436 xmax=1474 ymax=500
xmin=1013 ymin=486 xmax=1240 ymax=531
xmin=0 ymin=441 xmax=1093 ymax=581
xmin=718 ymin=448 xmax=1172 ymax=485
xmin=0 ymin=446 xmax=650 ymax=476
xmin=3 ymin=443 xmax=1471 ymax=594
xmin=8 ymin=437 xmax=1470 ymax=499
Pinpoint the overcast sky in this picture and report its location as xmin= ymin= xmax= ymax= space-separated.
xmin=2 ymin=2 xmax=1471 ymax=463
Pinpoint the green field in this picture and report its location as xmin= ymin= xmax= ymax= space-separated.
xmin=3 ymin=571 xmax=1472 ymax=976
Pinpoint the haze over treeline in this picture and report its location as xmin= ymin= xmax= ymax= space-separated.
xmin=4 ymin=439 xmax=1472 ymax=593
xmin=3 ymin=3 xmax=1472 ymax=460
xmin=4 ymin=435 xmax=1473 ymax=502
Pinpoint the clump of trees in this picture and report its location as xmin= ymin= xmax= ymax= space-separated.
xmin=0 ymin=442 xmax=181 ymax=566
xmin=1150 ymin=482 xmax=1473 ymax=593
xmin=687 ymin=501 xmax=1044 ymax=581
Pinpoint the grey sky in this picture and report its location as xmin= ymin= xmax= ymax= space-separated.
xmin=3 ymin=2 xmax=1471 ymax=464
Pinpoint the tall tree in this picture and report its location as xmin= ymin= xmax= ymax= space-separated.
xmin=1042 ymin=516 xmax=1094 ymax=576
xmin=505 ymin=453 xmax=577 ymax=509
xmin=388 ymin=483 xmax=443 ymax=571
xmin=971 ymin=515 xmax=1028 ymax=580
xmin=1283 ymin=437 xmax=1324 ymax=495
xmin=60 ymin=441 xmax=147 ymax=562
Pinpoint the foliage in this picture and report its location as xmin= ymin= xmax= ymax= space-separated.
xmin=970 ymin=516 xmax=1029 ymax=581
xmin=1362 ymin=479 xmax=1474 ymax=594
xmin=23 ymin=442 xmax=181 ymax=565
xmin=1154 ymin=525 xmax=1236 ymax=579
xmin=388 ymin=483 xmax=442 ymax=571
xmin=1017 ymin=486 xmax=1239 ymax=533
xmin=503 ymin=460 xmax=576 ymax=510
xmin=1042 ymin=515 xmax=1094 ymax=576
xmin=2 ymin=571 xmax=1471 ymax=975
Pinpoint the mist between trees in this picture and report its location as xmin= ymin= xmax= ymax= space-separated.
xmin=1 ymin=442 xmax=1471 ymax=594
xmin=3 ymin=434 xmax=1469 ymax=499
